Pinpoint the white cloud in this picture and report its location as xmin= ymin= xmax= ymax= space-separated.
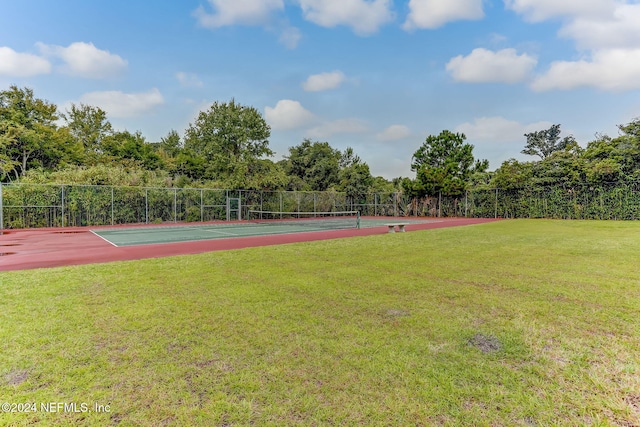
xmin=176 ymin=72 xmax=203 ymax=88
xmin=504 ymin=2 xmax=640 ymax=93
xmin=558 ymin=3 xmax=640 ymax=51
xmin=307 ymin=118 xmax=369 ymax=138
xmin=488 ymin=33 xmax=509 ymax=46
xmin=194 ymin=0 xmax=284 ymax=27
xmin=265 ymin=99 xmax=368 ymax=138
xmin=446 ymin=48 xmax=537 ymax=83
xmin=505 ymin=1 xmax=640 ymax=52
xmin=302 ymin=71 xmax=346 ymax=91
xmin=0 ymin=47 xmax=51 ymax=77
xmin=503 ymin=0 xmax=615 ymax=22
xmin=403 ymin=0 xmax=484 ymax=30
xmin=265 ymin=100 xmax=315 ymax=130
xmin=456 ymin=117 xmax=553 ymax=142
xmin=37 ymin=42 xmax=127 ymax=79
xmin=297 ymin=0 xmax=394 ymax=35
xmin=377 ymin=125 xmax=411 ymax=141
xmin=78 ymin=88 xmax=164 ymax=118
xmin=279 ymin=26 xmax=303 ymax=49
xmin=532 ymin=48 xmax=640 ymax=91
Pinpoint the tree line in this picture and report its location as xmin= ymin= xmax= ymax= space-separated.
xmin=402 ymin=118 xmax=640 ymax=199
xmin=2 ymin=85 xmax=640 ymax=202
xmin=0 ymin=86 xmax=393 ymax=200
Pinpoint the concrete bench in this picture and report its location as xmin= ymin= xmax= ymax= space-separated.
xmin=386 ymin=223 xmax=407 ymax=233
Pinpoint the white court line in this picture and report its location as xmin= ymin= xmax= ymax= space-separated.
xmin=90 ymin=230 xmax=119 ymax=247
xmin=183 ymin=226 xmax=240 ymax=236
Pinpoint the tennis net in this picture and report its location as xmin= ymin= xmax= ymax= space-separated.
xmin=247 ymin=210 xmax=360 ymax=229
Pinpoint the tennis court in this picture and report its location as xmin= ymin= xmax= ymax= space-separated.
xmin=0 ymin=217 xmax=498 ymax=271
xmin=92 ymin=212 xmax=435 ymax=247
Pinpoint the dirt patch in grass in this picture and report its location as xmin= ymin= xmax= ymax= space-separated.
xmin=385 ymin=309 xmax=410 ymax=318
xmin=5 ymin=369 xmax=28 ymax=386
xmin=468 ymin=333 xmax=502 ymax=353
xmin=626 ymin=395 xmax=640 ymax=415
xmin=109 ymin=413 xmax=124 ymax=424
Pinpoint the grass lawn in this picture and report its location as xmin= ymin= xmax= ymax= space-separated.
xmin=1 ymin=219 xmax=639 ymax=426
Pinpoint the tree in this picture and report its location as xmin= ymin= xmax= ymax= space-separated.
xmin=618 ymin=118 xmax=640 ymax=138
xmin=582 ymin=120 xmax=640 ymax=182
xmin=526 ymin=137 xmax=584 ymax=185
xmin=283 ymin=139 xmax=341 ymax=191
xmin=339 ymin=162 xmax=373 ymax=203
xmin=159 ymin=129 xmax=182 ymax=157
xmin=63 ymin=103 xmax=113 ymax=162
xmin=184 ymin=99 xmax=272 ymax=181
xmin=615 ymin=119 xmax=640 ymax=179
xmin=244 ymin=159 xmax=287 ymax=191
xmin=521 ymin=124 xmax=575 ymax=160
xmin=0 ymin=86 xmax=60 ymax=180
xmin=586 ymin=158 xmax=623 ymax=183
xmin=101 ymin=130 xmax=162 ymax=170
xmin=174 ymin=149 xmax=206 ymax=180
xmin=154 ymin=129 xmax=183 ymax=175
xmin=492 ymin=159 xmax=533 ymax=189
xmin=583 ymin=134 xmax=618 ymax=162
xmin=370 ymin=176 xmax=396 ymax=193
xmin=339 ymin=147 xmax=361 ymax=169
xmin=409 ymin=130 xmax=482 ymax=197
xmin=337 ymin=147 xmax=373 ymax=202
xmin=43 ymin=127 xmax=85 ymax=170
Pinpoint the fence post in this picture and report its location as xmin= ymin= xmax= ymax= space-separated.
xmin=200 ymin=189 xmax=204 ymax=222
xmin=495 ymin=188 xmax=498 ymax=219
xmin=111 ymin=186 xmax=115 ymax=225
xmin=60 ymin=185 xmax=64 ymax=227
xmin=145 ymin=188 xmax=149 ymax=224
xmin=174 ymin=188 xmax=177 ymax=223
xmin=464 ymin=190 xmax=468 ymax=218
xmin=438 ymin=192 xmax=442 ymax=217
xmin=394 ymin=192 xmax=398 ymax=217
xmin=374 ymin=193 xmax=378 ymax=216
xmin=0 ymin=183 xmax=3 ymax=230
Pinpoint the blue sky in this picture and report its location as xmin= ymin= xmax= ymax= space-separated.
xmin=1 ymin=0 xmax=640 ymax=179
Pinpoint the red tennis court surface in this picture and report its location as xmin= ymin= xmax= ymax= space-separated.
xmin=0 ymin=217 xmax=499 ymax=271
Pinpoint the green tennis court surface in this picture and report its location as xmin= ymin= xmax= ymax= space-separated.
xmin=92 ymin=218 xmax=437 ymax=247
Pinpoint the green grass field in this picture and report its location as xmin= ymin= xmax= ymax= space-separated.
xmin=1 ymin=220 xmax=639 ymax=426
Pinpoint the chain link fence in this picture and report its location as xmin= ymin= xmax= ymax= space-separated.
xmin=400 ymin=183 xmax=640 ymax=220
xmin=0 ymin=184 xmax=401 ymax=229
xmin=2 ymin=182 xmax=639 ymax=229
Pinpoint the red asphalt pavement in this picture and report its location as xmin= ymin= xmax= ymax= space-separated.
xmin=0 ymin=217 xmax=499 ymax=271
